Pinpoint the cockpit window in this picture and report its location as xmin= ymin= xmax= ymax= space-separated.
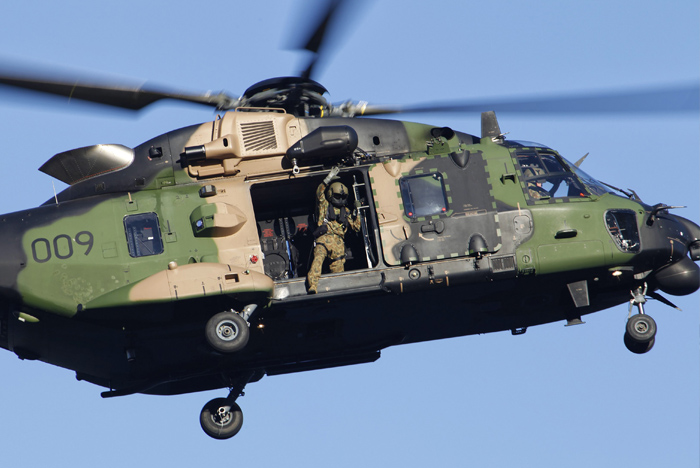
xmin=517 ymin=151 xmax=589 ymax=201
xmin=400 ymin=173 xmax=449 ymax=219
xmin=540 ymin=153 xmax=566 ymax=174
xmin=566 ymin=163 xmax=610 ymax=196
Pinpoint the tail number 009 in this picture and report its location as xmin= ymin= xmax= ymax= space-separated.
xmin=30 ymin=231 xmax=94 ymax=263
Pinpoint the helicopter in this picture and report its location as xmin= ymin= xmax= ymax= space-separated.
xmin=0 ymin=0 xmax=698 ymax=442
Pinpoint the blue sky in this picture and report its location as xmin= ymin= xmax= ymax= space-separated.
xmin=0 ymin=1 xmax=698 ymax=466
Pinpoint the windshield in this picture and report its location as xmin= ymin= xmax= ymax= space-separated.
xmin=564 ymin=160 xmax=610 ymax=196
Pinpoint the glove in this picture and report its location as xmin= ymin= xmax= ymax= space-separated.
xmin=323 ymin=166 xmax=340 ymax=185
xmin=354 ymin=200 xmax=362 ymax=209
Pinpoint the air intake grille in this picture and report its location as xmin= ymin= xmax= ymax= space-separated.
xmin=491 ymin=256 xmax=515 ymax=272
xmin=240 ymin=121 xmax=277 ymax=152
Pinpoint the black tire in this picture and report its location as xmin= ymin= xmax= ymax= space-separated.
xmin=625 ymin=314 xmax=657 ymax=343
xmin=205 ymin=311 xmax=249 ymax=353
xmin=200 ymin=398 xmax=243 ymax=440
xmin=624 ymin=332 xmax=655 ymax=354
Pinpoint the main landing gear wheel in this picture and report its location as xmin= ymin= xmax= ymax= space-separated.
xmin=624 ymin=313 xmax=657 ymax=354
xmin=200 ymin=398 xmax=243 ymax=440
xmin=205 ymin=311 xmax=250 ymax=353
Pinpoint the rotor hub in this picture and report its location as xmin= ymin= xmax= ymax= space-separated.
xmin=241 ymin=77 xmax=330 ymax=117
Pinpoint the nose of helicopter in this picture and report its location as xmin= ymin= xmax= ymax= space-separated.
xmin=648 ymin=213 xmax=700 ymax=296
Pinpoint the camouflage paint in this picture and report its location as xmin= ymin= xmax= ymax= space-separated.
xmin=0 ymin=109 xmax=697 ymax=404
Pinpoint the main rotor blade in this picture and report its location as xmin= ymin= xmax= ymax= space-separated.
xmin=298 ymin=0 xmax=346 ymax=80
xmin=301 ymin=0 xmax=343 ymax=55
xmin=0 ymin=74 xmax=238 ymax=111
xmin=358 ymin=83 xmax=700 ymax=116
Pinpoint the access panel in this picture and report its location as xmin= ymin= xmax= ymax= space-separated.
xmin=370 ymin=150 xmax=501 ymax=265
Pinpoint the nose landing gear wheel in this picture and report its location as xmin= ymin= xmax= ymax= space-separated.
xmin=624 ymin=333 xmax=655 ymax=354
xmin=624 ymin=313 xmax=657 ymax=354
xmin=626 ymin=313 xmax=657 ymax=343
xmin=200 ymin=398 xmax=243 ymax=440
xmin=205 ymin=311 xmax=250 ymax=353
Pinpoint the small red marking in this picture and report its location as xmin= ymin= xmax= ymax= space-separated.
xmin=262 ymin=228 xmax=274 ymax=238
xmin=250 ymin=255 xmax=259 ymax=263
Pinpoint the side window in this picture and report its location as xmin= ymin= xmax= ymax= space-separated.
xmin=399 ymin=173 xmax=448 ymax=219
xmin=518 ymin=151 xmax=588 ymax=201
xmin=124 ymin=212 xmax=164 ymax=257
xmin=517 ymin=153 xmax=546 ymax=179
xmin=605 ymin=210 xmax=640 ymax=253
xmin=539 ymin=152 xmax=567 ymax=174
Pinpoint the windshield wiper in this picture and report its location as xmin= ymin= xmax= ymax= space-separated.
xmin=600 ymin=181 xmax=642 ymax=202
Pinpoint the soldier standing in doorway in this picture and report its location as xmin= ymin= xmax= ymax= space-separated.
xmin=307 ymin=166 xmax=361 ymax=294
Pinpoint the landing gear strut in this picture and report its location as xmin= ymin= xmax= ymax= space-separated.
xmin=624 ymin=284 xmax=657 ymax=354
